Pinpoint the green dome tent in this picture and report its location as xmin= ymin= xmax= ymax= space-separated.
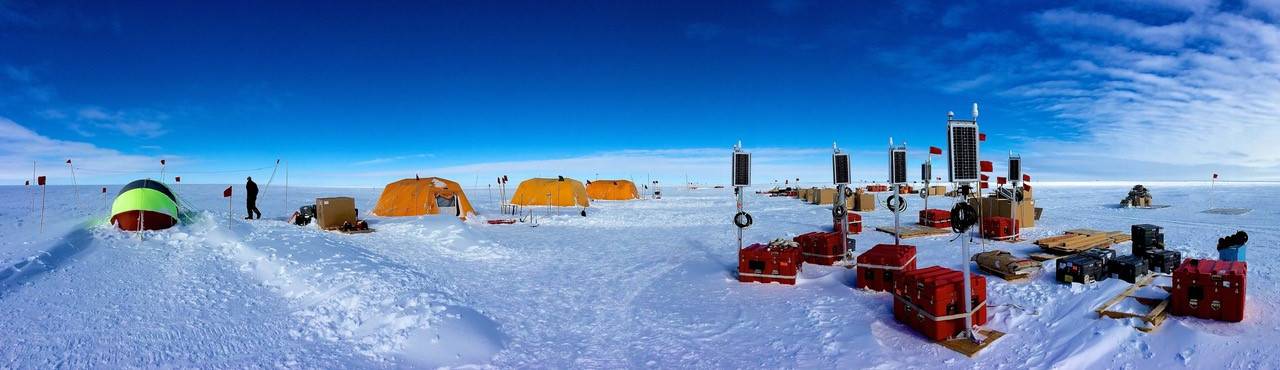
xmin=110 ymin=179 xmax=180 ymax=231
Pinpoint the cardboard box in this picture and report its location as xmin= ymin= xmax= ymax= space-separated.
xmin=814 ymin=188 xmax=836 ymax=205
xmin=928 ymin=186 xmax=947 ymax=196
xmin=797 ymin=188 xmax=811 ymax=200
xmin=846 ymin=191 xmax=876 ymax=212
xmin=968 ymin=196 xmax=1036 ymax=228
xmin=316 ymin=197 xmax=357 ymax=230
xmin=805 ymin=187 xmax=819 ymax=203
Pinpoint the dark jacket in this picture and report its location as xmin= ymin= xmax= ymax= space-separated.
xmin=246 ymin=180 xmax=259 ymax=200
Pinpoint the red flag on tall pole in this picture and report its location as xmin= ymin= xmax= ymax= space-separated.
xmin=24 ymin=180 xmax=29 ymax=186
xmin=175 ymin=176 xmax=181 ymax=183
xmin=979 ymin=182 xmax=989 ymax=189
xmin=929 ymin=146 xmax=942 ymax=155
xmin=65 ymin=159 xmax=71 ymax=164
xmin=979 ymin=133 xmax=987 ymax=142
xmin=980 ymin=174 xmax=990 ymax=181
xmin=997 ymin=176 xmax=1007 ymax=185
xmin=223 ymin=186 xmax=232 ymax=197
xmin=37 ymin=176 xmax=46 ymax=186
xmin=101 ymin=187 xmax=107 ymax=193
xmin=161 ymin=159 xmax=166 ymax=165
xmin=1213 ymin=173 xmax=1219 ymax=179
xmin=980 ymin=161 xmax=993 ymax=172
xmin=1022 ymin=174 xmax=1031 ymax=182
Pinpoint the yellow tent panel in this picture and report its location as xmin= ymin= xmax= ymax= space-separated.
xmin=510 ymin=177 xmax=590 ymax=207
xmin=372 ymin=177 xmax=475 ymax=218
xmin=586 ymin=179 xmax=639 ymax=200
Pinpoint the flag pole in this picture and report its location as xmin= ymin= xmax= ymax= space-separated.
xmin=39 ymin=178 xmax=46 ymax=234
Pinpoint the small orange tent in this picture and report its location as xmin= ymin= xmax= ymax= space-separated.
xmin=372 ymin=177 xmax=475 ymax=218
xmin=510 ymin=177 xmax=590 ymax=207
xmin=586 ymin=179 xmax=639 ymax=200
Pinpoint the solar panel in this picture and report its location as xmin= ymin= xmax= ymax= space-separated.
xmin=732 ymin=152 xmax=751 ymax=187
xmin=921 ymin=161 xmax=932 ymax=182
xmin=832 ymin=153 xmax=851 ymax=185
xmin=947 ymin=119 xmax=980 ymax=183
xmin=889 ymin=147 xmax=908 ymax=184
xmin=1008 ymin=156 xmax=1021 ymax=183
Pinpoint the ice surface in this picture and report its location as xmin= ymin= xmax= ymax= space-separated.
xmin=0 ymin=182 xmax=1275 ymax=368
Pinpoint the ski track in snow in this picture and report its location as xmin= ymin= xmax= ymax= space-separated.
xmin=0 ymin=183 xmax=1277 ymax=368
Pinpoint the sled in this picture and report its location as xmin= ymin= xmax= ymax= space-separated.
xmin=875 ymin=224 xmax=952 ymax=239
xmin=1093 ymin=273 xmax=1172 ymax=332
xmin=331 ymin=228 xmax=375 ymax=235
xmin=486 ymin=219 xmax=517 ymax=225
xmin=939 ymin=328 xmax=1006 ymax=357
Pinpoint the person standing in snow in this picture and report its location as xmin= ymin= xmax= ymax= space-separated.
xmin=245 ymin=176 xmax=261 ymax=220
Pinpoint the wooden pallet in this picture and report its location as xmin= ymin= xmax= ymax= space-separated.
xmin=1093 ymin=274 xmax=1172 ymax=332
xmin=875 ymin=224 xmax=953 ymax=239
xmin=1034 ymin=229 xmax=1129 ymax=254
xmin=939 ymin=328 xmax=1006 ymax=357
xmin=976 ymin=264 xmax=1036 ymax=283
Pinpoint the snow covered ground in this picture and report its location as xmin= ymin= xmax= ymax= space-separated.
xmin=0 ymin=182 xmax=1275 ymax=368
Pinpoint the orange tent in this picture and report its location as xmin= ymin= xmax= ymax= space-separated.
xmin=586 ymin=179 xmax=639 ymax=200
xmin=372 ymin=177 xmax=475 ymax=218
xmin=510 ymin=177 xmax=590 ymax=207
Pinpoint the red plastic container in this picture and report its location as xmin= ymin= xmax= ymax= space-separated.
xmin=980 ymin=216 xmax=1020 ymax=240
xmin=892 ymin=266 xmax=988 ymax=341
xmin=1171 ymin=259 xmax=1246 ymax=322
xmin=794 ymin=231 xmax=845 ymax=265
xmin=918 ymin=209 xmax=951 ymax=229
xmin=738 ymin=243 xmax=803 ymax=285
xmin=855 ymin=244 xmax=917 ymax=292
xmin=833 ymin=213 xmax=863 ymax=234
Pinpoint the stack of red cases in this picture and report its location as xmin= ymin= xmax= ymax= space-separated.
xmin=855 ymin=244 xmax=917 ymax=292
xmin=738 ymin=243 xmax=803 ymax=285
xmin=892 ymin=266 xmax=988 ymax=341
xmin=1172 ymin=259 xmax=1246 ymax=322
xmin=980 ymin=216 xmax=1020 ymax=240
xmin=918 ymin=209 xmax=951 ymax=229
xmin=794 ymin=231 xmax=845 ymax=265
xmin=833 ymin=213 xmax=863 ymax=234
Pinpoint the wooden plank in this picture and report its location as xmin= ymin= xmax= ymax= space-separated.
xmin=875 ymin=225 xmax=952 ymax=239
xmin=939 ymin=329 xmax=1005 ymax=357
xmin=1094 ymin=274 xmax=1155 ymax=315
xmin=1028 ymin=252 xmax=1066 ymax=261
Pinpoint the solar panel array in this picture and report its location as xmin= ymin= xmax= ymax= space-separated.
xmin=921 ymin=161 xmax=932 ymax=182
xmin=732 ymin=152 xmax=751 ymax=187
xmin=833 ymin=153 xmax=851 ymax=185
xmin=890 ymin=148 xmax=908 ymax=184
xmin=947 ymin=120 xmax=980 ymax=183
xmin=1008 ymin=156 xmax=1021 ymax=183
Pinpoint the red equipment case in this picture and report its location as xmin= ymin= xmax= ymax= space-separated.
xmin=833 ymin=213 xmax=863 ymax=234
xmin=794 ymin=231 xmax=845 ymax=265
xmin=918 ymin=209 xmax=951 ymax=229
xmin=892 ymin=266 xmax=988 ymax=341
xmin=738 ymin=243 xmax=803 ymax=285
xmin=855 ymin=244 xmax=918 ymax=292
xmin=1171 ymin=259 xmax=1246 ymax=322
xmin=980 ymin=216 xmax=1020 ymax=240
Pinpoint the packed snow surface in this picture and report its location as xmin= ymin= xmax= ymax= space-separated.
xmin=0 ymin=183 xmax=1275 ymax=368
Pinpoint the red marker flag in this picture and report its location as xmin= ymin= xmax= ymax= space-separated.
xmin=24 ymin=180 xmax=30 ymax=186
xmin=223 ymin=186 xmax=233 ymax=198
xmin=1213 ymin=173 xmax=1219 ymax=179
xmin=979 ymin=182 xmax=989 ymax=189
xmin=65 ymin=159 xmax=71 ymax=164
xmin=101 ymin=187 xmax=107 ymax=193
xmin=980 ymin=174 xmax=990 ymax=181
xmin=37 ymin=176 xmax=46 ymax=186
xmin=175 ymin=176 xmax=181 ymax=183
xmin=980 ymin=161 xmax=993 ymax=172
xmin=161 ymin=159 xmax=166 ymax=165
xmin=997 ymin=176 xmax=1007 ymax=185
xmin=929 ymin=146 xmax=942 ymax=155
xmin=979 ymin=133 xmax=987 ymax=142
xmin=1022 ymin=174 xmax=1031 ymax=182
xmin=1023 ymin=183 xmax=1032 ymax=191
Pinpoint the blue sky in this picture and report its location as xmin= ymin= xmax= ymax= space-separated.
xmin=3 ymin=0 xmax=1279 ymax=187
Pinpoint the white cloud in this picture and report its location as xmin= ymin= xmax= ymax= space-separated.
xmin=0 ymin=116 xmax=169 ymax=184
xmin=64 ymin=106 xmax=170 ymax=139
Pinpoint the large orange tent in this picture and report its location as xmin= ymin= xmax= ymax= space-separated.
xmin=586 ymin=179 xmax=639 ymax=200
xmin=510 ymin=177 xmax=590 ymax=207
xmin=372 ymin=177 xmax=475 ymax=218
